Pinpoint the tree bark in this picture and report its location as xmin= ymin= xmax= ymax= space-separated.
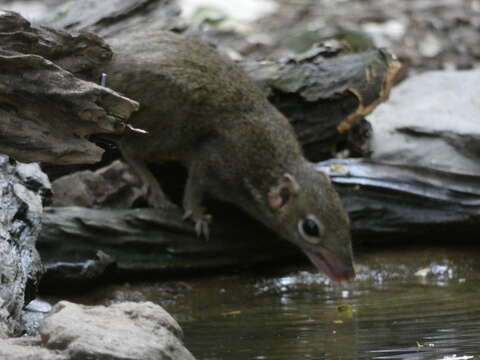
xmin=38 ymin=204 xmax=300 ymax=290
xmin=0 ymin=11 xmax=139 ymax=165
xmin=317 ymin=159 xmax=480 ymax=241
xmin=242 ymin=48 xmax=401 ymax=160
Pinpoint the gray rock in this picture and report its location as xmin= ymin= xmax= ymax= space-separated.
xmin=369 ymin=69 xmax=480 ymax=176
xmin=22 ymin=299 xmax=54 ymax=336
xmin=0 ymin=155 xmax=49 ymax=337
xmin=40 ymin=301 xmax=196 ymax=360
xmin=0 ymin=337 xmax=65 ymax=360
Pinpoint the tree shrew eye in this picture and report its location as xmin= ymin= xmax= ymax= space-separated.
xmin=302 ymin=219 xmax=319 ymax=237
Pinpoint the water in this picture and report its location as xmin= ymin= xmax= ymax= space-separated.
xmin=54 ymin=245 xmax=480 ymax=360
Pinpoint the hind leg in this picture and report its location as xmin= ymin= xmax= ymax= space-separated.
xmin=120 ymin=147 xmax=166 ymax=208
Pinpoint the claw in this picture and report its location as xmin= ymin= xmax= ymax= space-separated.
xmin=194 ymin=219 xmax=210 ymax=240
xmin=184 ymin=210 xmax=212 ymax=240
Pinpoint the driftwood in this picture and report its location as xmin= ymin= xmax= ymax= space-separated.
xmin=0 ymin=11 xmax=139 ymax=165
xmin=317 ymin=159 xmax=480 ymax=240
xmin=38 ymin=204 xmax=299 ymax=290
xmin=243 ymin=48 xmax=401 ymax=160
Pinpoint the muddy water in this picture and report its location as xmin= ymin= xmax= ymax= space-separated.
xmin=57 ymin=245 xmax=480 ymax=359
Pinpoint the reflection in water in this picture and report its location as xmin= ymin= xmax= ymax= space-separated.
xmin=53 ymin=245 xmax=480 ymax=359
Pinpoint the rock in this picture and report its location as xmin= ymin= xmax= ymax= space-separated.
xmin=0 ymin=337 xmax=65 ymax=360
xmin=0 ymin=300 xmax=195 ymax=359
xmin=22 ymin=299 xmax=54 ymax=336
xmin=40 ymin=301 xmax=196 ymax=360
xmin=16 ymin=162 xmax=52 ymax=202
xmin=0 ymin=155 xmax=50 ymax=337
xmin=51 ymin=160 xmax=144 ymax=208
xmin=369 ymin=69 xmax=480 ymax=176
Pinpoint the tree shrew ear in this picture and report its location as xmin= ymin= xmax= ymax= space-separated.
xmin=268 ymin=173 xmax=300 ymax=210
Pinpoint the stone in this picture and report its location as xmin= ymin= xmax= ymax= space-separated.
xmin=0 ymin=337 xmax=65 ymax=360
xmin=0 ymin=156 xmax=49 ymax=337
xmin=369 ymin=69 xmax=480 ymax=176
xmin=40 ymin=301 xmax=196 ymax=360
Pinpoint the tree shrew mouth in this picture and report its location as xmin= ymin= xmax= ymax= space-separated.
xmin=305 ymin=248 xmax=355 ymax=283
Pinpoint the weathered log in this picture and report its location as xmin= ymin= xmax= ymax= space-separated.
xmin=0 ymin=10 xmax=109 ymax=78
xmin=0 ymin=155 xmax=50 ymax=337
xmin=0 ymin=11 xmax=139 ymax=165
xmin=38 ymin=204 xmax=300 ymax=290
xmin=243 ymin=48 xmax=401 ymax=160
xmin=317 ymin=159 xmax=480 ymax=241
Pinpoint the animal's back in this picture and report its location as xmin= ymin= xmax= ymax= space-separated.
xmin=100 ymin=31 xmax=355 ymax=282
xmin=105 ymin=31 xmax=270 ymax=162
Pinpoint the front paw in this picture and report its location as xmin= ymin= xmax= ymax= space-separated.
xmin=183 ymin=209 xmax=212 ymax=240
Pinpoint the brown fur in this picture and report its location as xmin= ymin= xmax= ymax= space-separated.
xmin=104 ymin=31 xmax=355 ymax=281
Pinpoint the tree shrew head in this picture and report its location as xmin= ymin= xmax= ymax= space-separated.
xmin=267 ymin=164 xmax=355 ymax=282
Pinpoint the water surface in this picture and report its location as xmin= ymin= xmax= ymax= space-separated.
xmin=55 ymin=245 xmax=480 ymax=360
